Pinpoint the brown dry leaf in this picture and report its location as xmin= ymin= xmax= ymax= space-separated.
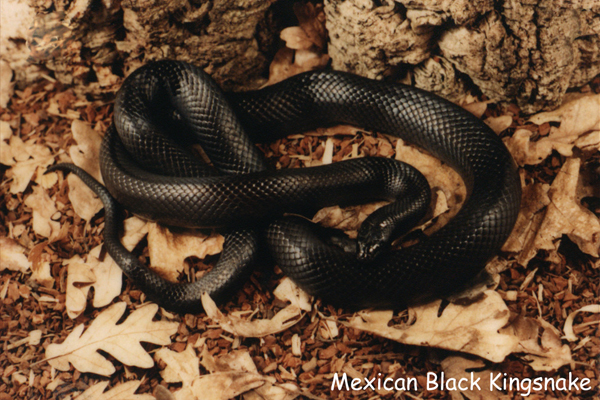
xmin=23 ymin=185 xmax=61 ymax=240
xmin=347 ymin=290 xmax=572 ymax=369
xmin=271 ymin=277 xmax=312 ymax=312
xmin=441 ymin=356 xmax=508 ymax=400
xmin=484 ymin=115 xmax=513 ymax=134
xmin=202 ymin=280 xmax=306 ymax=337
xmin=395 ymin=138 xmax=465 ymax=234
xmin=45 ymin=302 xmax=178 ymax=376
xmin=146 ymin=223 xmax=224 ymax=281
xmin=500 ymin=316 xmax=572 ymax=371
xmin=122 ymin=216 xmax=149 ymax=251
xmin=506 ymin=157 xmax=600 ymax=266
xmin=200 ymin=347 xmax=303 ymax=400
xmin=0 ymin=60 xmax=14 ymax=108
xmin=69 ymin=119 xmax=104 ymax=181
xmin=73 ymin=380 xmax=155 ymax=400
xmin=155 ymin=344 xmax=199 ymax=386
xmin=65 ymin=244 xmax=123 ymax=318
xmin=67 ymin=173 xmax=103 ymax=222
xmin=280 ymin=27 xmax=314 ymax=50
xmin=501 ymin=182 xmax=550 ymax=255
xmin=347 ymin=290 xmax=519 ymax=363
xmin=175 ymin=371 xmax=266 ymax=400
xmin=0 ymin=236 xmax=31 ymax=273
xmin=1 ymin=121 xmax=54 ymax=193
xmin=65 ymin=257 xmax=96 ymax=319
xmin=504 ymin=94 xmax=600 ymax=166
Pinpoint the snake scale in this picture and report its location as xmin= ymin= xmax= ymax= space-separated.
xmin=49 ymin=60 xmax=521 ymax=313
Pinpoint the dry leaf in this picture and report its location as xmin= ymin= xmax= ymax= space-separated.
xmin=441 ymin=356 xmax=508 ymax=400
xmin=45 ymin=302 xmax=178 ymax=376
xmin=202 ymin=292 xmax=304 ymax=338
xmin=0 ymin=60 xmax=14 ymax=108
xmin=272 ymin=277 xmax=312 ymax=312
xmin=67 ymin=173 xmax=103 ymax=222
xmin=69 ymin=119 xmax=104 ymax=181
xmin=501 ymin=182 xmax=550 ymax=255
xmin=536 ymin=158 xmax=600 ymax=257
xmin=504 ymin=94 xmax=600 ymax=166
xmin=394 ymin=138 xmax=465 ymax=235
xmin=503 ymin=158 xmax=600 ymax=265
xmin=146 ymin=223 xmax=224 ymax=281
xmin=280 ymin=27 xmax=314 ymax=50
xmin=122 ymin=216 xmax=149 ymax=251
xmin=65 ymin=245 xmax=123 ymax=318
xmin=175 ymin=371 xmax=266 ymax=400
xmin=500 ymin=316 xmax=572 ymax=371
xmin=1 ymin=127 xmax=54 ymax=193
xmin=347 ymin=291 xmax=518 ymax=363
xmin=347 ymin=290 xmax=573 ymax=369
xmin=65 ymin=258 xmax=96 ymax=319
xmin=0 ymin=237 xmax=31 ymax=273
xmin=155 ymin=344 xmax=200 ymax=386
xmin=23 ymin=185 xmax=61 ymax=240
xmin=484 ymin=115 xmax=513 ymax=134
xmin=73 ymin=380 xmax=155 ymax=400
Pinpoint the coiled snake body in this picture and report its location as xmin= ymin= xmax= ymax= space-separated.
xmin=51 ymin=60 xmax=521 ymax=313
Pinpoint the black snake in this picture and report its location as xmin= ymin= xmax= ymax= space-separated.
xmin=49 ymin=60 xmax=521 ymax=313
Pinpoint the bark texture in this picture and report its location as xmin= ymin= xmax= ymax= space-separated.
xmin=22 ymin=0 xmax=279 ymax=93
xmin=1 ymin=0 xmax=598 ymax=111
xmin=326 ymin=0 xmax=600 ymax=112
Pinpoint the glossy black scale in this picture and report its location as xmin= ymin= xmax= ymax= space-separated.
xmin=49 ymin=60 xmax=521 ymax=313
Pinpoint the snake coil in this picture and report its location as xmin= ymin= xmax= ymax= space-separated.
xmin=50 ymin=60 xmax=521 ymax=313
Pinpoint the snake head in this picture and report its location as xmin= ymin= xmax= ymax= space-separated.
xmin=356 ymin=232 xmax=388 ymax=262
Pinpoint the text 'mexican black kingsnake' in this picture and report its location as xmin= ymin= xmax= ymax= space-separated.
xmin=49 ymin=60 xmax=521 ymax=313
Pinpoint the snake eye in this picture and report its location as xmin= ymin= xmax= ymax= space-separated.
xmin=357 ymin=240 xmax=384 ymax=262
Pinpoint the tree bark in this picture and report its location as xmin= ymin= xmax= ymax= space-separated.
xmin=326 ymin=0 xmax=600 ymax=112
xmin=1 ymin=0 xmax=598 ymax=111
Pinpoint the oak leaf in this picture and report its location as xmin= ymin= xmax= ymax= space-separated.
xmin=74 ymin=380 xmax=155 ymax=400
xmin=46 ymin=302 xmax=178 ymax=376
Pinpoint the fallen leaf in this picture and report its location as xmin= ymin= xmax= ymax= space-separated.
xmin=280 ymin=27 xmax=314 ymax=50
xmin=69 ymin=119 xmax=104 ymax=181
xmin=73 ymin=380 xmax=155 ymax=400
xmin=503 ymin=157 xmax=600 ymax=265
xmin=347 ymin=290 xmax=573 ymax=370
xmin=64 ymin=245 xmax=123 ymax=318
xmin=484 ymin=115 xmax=513 ymax=134
xmin=347 ymin=290 xmax=518 ymax=363
xmin=67 ymin=173 xmax=103 ymax=222
xmin=175 ymin=371 xmax=266 ymax=400
xmin=146 ymin=223 xmax=223 ymax=281
xmin=45 ymin=302 xmax=178 ymax=376
xmin=504 ymin=94 xmax=600 ymax=165
xmin=2 ymin=132 xmax=54 ymax=193
xmin=0 ymin=237 xmax=31 ymax=273
xmin=155 ymin=344 xmax=200 ymax=386
xmin=202 ymin=292 xmax=304 ymax=338
xmin=23 ymin=185 xmax=61 ymax=240
xmin=500 ymin=316 xmax=572 ymax=371
xmin=122 ymin=216 xmax=149 ymax=251
xmin=441 ymin=356 xmax=507 ymax=400
xmin=0 ymin=60 xmax=14 ymax=108
xmin=272 ymin=277 xmax=312 ymax=312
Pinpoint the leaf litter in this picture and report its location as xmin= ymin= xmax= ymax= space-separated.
xmin=1 ymin=4 xmax=599 ymax=399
